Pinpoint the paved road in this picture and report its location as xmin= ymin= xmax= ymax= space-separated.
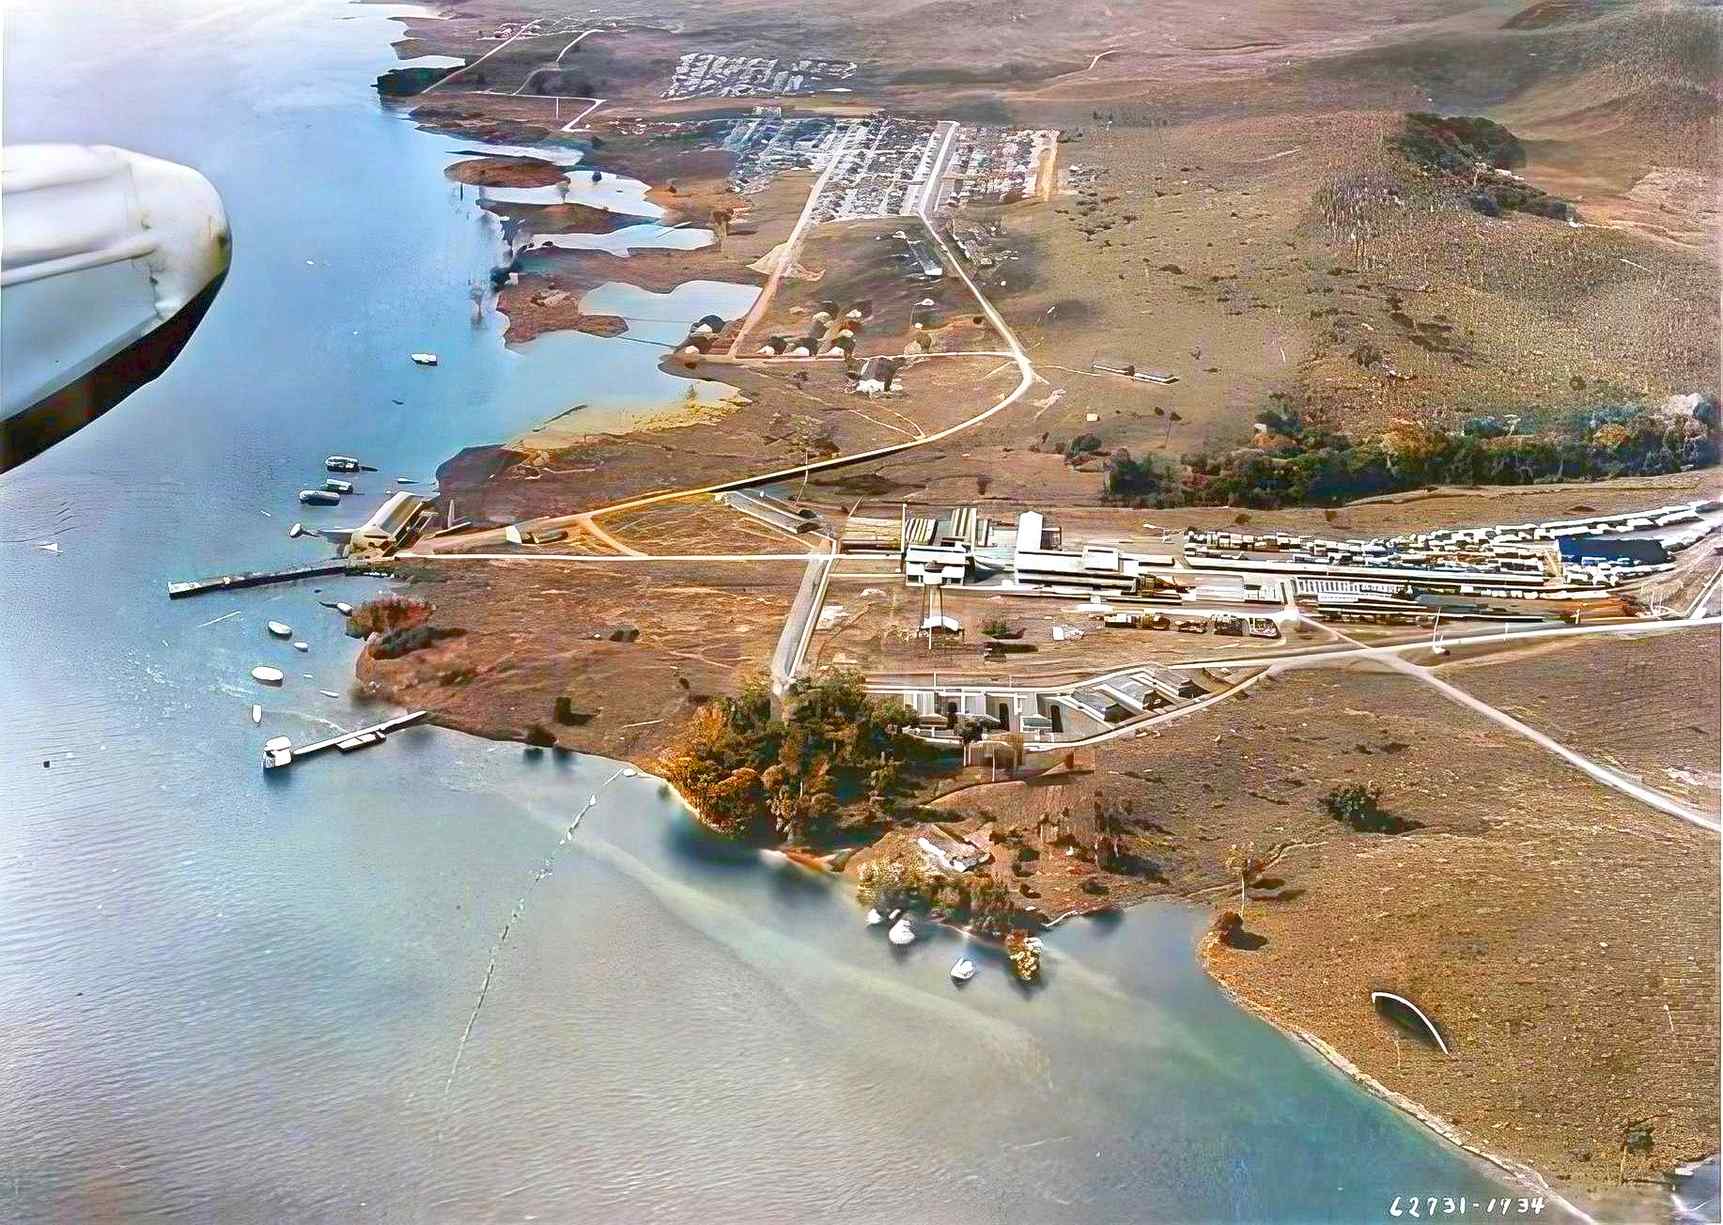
xmin=422 ymin=21 xmax=543 ymax=94
xmin=1168 ymin=614 xmax=1723 ymax=671
xmin=1307 ymin=614 xmax=1722 ymax=831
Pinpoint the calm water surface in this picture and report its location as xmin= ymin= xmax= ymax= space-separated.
xmin=2 ymin=1 xmax=1530 ymax=1220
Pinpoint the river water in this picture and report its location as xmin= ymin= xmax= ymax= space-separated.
xmin=2 ymin=2 xmax=1535 ymax=1220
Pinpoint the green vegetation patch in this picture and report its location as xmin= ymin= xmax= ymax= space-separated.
xmin=1391 ymin=112 xmax=1574 ymax=222
xmin=659 ymin=670 xmax=923 ymax=843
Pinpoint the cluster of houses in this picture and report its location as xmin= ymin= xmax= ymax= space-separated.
xmin=663 ymin=53 xmax=856 ymax=100
xmin=936 ymin=127 xmax=1057 ymax=209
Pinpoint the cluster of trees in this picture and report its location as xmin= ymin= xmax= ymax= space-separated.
xmin=1392 ymin=113 xmax=1526 ymax=174
xmin=658 ymin=671 xmax=920 ymax=843
xmin=1104 ymin=448 xmax=1180 ymax=506
xmin=1390 ymin=112 xmax=1574 ymax=221
xmin=1179 ymin=399 xmax=1717 ymax=509
xmin=856 ymin=858 xmax=1019 ymax=935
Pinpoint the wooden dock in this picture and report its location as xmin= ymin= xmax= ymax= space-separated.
xmin=167 ymin=559 xmax=389 ymax=599
xmin=262 ymin=710 xmax=430 ymax=770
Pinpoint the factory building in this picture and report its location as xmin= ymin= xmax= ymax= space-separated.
xmin=342 ymin=492 xmax=430 ymax=558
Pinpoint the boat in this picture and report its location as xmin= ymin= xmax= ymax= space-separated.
xmin=250 ymin=704 xmax=262 ymax=725
xmin=410 ymin=351 xmax=438 ymax=366
xmin=887 ymin=918 xmax=916 ymax=946
xmin=262 ymin=735 xmax=293 ymax=769
xmin=292 ymin=641 xmax=309 ymax=652
xmin=950 ymin=958 xmax=977 ymax=982
xmin=334 ymin=601 xmax=353 ymax=616
xmin=266 ymin=620 xmax=292 ymax=638
xmin=865 ymin=908 xmax=883 ymax=927
xmin=250 ymin=665 xmax=284 ymax=685
xmin=325 ymin=455 xmax=363 ymax=472
xmin=3 ymin=144 xmax=229 ymax=472
xmin=298 ymin=489 xmax=340 ymax=506
xmin=318 ymin=689 xmax=340 ymax=698
xmin=322 ymin=478 xmax=354 ymax=494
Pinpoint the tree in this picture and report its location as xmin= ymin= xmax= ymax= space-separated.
xmin=1224 ymin=842 xmax=1268 ymax=913
xmin=980 ymin=617 xmax=1013 ymax=640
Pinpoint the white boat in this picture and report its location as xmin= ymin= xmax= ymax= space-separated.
xmin=266 ymin=620 xmax=292 ymax=638
xmin=887 ymin=918 xmax=916 ymax=946
xmin=250 ymin=704 xmax=262 ymax=724
xmin=292 ymin=641 xmax=309 ymax=652
xmin=950 ymin=958 xmax=977 ymax=982
xmin=410 ymin=351 xmax=438 ymax=366
xmin=865 ymin=908 xmax=883 ymax=927
xmin=318 ymin=689 xmax=340 ymax=698
xmin=298 ymin=489 xmax=339 ymax=506
xmin=325 ymin=455 xmax=363 ymax=472
xmin=262 ymin=735 xmax=293 ymax=769
xmin=250 ymin=665 xmax=284 ymax=685
xmin=322 ymin=478 xmax=354 ymax=494
xmin=335 ymin=601 xmax=353 ymax=616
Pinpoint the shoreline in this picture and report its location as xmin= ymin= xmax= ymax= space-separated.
xmin=1199 ymin=933 xmax=1604 ymax=1223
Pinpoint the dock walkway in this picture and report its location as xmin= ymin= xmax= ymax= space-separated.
xmin=167 ymin=560 xmax=389 ymax=599
xmin=262 ymin=710 xmax=429 ymax=770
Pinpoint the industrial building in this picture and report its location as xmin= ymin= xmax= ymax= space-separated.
xmin=336 ymin=491 xmax=431 ymax=558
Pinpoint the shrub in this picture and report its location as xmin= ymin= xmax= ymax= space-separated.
xmin=1321 ymin=783 xmax=1415 ymax=833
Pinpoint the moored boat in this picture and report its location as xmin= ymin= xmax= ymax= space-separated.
xmin=888 ymin=918 xmax=916 ymax=946
xmin=266 ymin=620 xmax=292 ymax=638
xmin=298 ymin=489 xmax=339 ymax=506
xmin=410 ymin=351 xmax=438 ymax=366
xmin=250 ymin=665 xmax=284 ymax=685
xmin=950 ymin=958 xmax=977 ymax=982
xmin=322 ymin=478 xmax=354 ymax=494
xmin=865 ymin=908 xmax=883 ymax=927
xmin=250 ymin=703 xmax=262 ymax=724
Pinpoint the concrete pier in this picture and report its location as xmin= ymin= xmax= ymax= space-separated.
xmin=167 ymin=560 xmax=388 ymax=599
xmin=262 ymin=710 xmax=429 ymax=770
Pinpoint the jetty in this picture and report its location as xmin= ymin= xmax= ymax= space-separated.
xmin=262 ymin=710 xmax=429 ymax=770
xmin=166 ymin=559 xmax=388 ymax=599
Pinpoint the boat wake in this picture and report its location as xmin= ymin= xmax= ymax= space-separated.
xmin=436 ymin=766 xmax=634 ymax=1133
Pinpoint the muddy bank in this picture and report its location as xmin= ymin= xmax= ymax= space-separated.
xmin=496 ymin=276 xmax=628 ymax=344
xmin=483 ymin=200 xmax=640 ymax=235
xmin=445 ymin=154 xmax=568 ymax=188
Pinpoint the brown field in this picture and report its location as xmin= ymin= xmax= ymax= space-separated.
xmin=807 ymin=582 xmax=1310 ymax=684
xmin=1437 ymin=625 xmax=1723 ymax=814
xmin=355 ymin=557 xmax=803 ymax=760
xmin=601 ymin=496 xmax=823 ymax=555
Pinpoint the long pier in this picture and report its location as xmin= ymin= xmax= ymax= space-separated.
xmin=167 ymin=559 xmax=389 ymax=599
xmin=262 ymin=710 xmax=430 ymax=770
